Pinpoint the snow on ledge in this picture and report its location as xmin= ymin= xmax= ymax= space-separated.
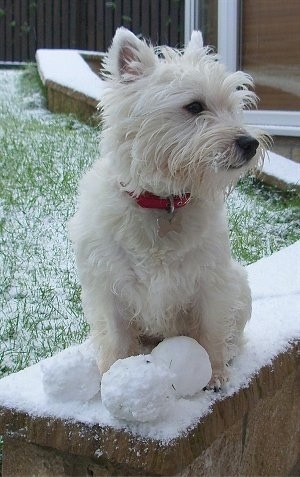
xmin=260 ymin=151 xmax=300 ymax=188
xmin=36 ymin=49 xmax=105 ymax=102
xmin=0 ymin=242 xmax=299 ymax=441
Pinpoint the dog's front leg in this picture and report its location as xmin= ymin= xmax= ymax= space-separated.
xmin=190 ymin=267 xmax=251 ymax=390
xmin=82 ymin=285 xmax=139 ymax=374
xmin=189 ymin=317 xmax=230 ymax=390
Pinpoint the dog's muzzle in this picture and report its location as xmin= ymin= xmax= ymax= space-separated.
xmin=235 ymin=135 xmax=259 ymax=162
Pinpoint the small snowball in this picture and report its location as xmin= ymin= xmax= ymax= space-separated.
xmin=41 ymin=346 xmax=101 ymax=402
xmin=101 ymin=355 xmax=173 ymax=422
xmin=151 ymin=336 xmax=212 ymax=397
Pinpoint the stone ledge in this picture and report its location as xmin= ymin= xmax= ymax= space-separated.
xmin=253 ymin=151 xmax=300 ymax=192
xmin=36 ymin=49 xmax=105 ymax=125
xmin=1 ymin=341 xmax=299 ymax=476
xmin=45 ymin=80 xmax=99 ymax=125
xmin=255 ymin=168 xmax=300 ymax=192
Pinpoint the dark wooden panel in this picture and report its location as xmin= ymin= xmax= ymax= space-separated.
xmin=0 ymin=0 xmax=184 ymax=61
xmin=5 ymin=0 xmax=14 ymax=60
xmin=95 ymin=0 xmax=105 ymax=51
xmin=87 ymin=0 xmax=96 ymax=50
xmin=104 ymin=1 xmax=115 ymax=50
xmin=69 ymin=0 xmax=77 ymax=48
xmin=19 ymin=0 xmax=28 ymax=61
xmin=61 ymin=0 xmax=71 ymax=48
xmin=122 ymin=0 xmax=132 ymax=30
xmin=76 ymin=0 xmax=87 ymax=50
xmin=159 ymin=0 xmax=170 ymax=46
xmin=12 ymin=0 xmax=21 ymax=61
xmin=131 ymin=0 xmax=141 ymax=37
xmin=114 ymin=0 xmax=122 ymax=32
xmin=0 ymin=0 xmax=5 ymax=60
xmin=28 ymin=0 xmax=37 ymax=60
xmin=44 ymin=0 xmax=53 ymax=47
xmin=150 ymin=0 xmax=160 ymax=45
xmin=36 ymin=0 xmax=45 ymax=49
xmin=169 ymin=0 xmax=183 ymax=47
xmin=141 ymin=0 xmax=151 ymax=40
xmin=52 ymin=0 xmax=61 ymax=48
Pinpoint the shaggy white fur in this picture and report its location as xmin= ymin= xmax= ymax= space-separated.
xmin=69 ymin=28 xmax=268 ymax=388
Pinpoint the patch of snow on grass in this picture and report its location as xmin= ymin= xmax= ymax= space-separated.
xmin=0 ymin=69 xmax=99 ymax=373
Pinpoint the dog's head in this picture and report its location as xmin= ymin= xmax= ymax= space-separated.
xmin=101 ymin=28 xmax=269 ymax=198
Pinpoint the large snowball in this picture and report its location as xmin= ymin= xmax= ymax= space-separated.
xmin=101 ymin=355 xmax=173 ymax=422
xmin=41 ymin=345 xmax=101 ymax=403
xmin=151 ymin=336 xmax=212 ymax=397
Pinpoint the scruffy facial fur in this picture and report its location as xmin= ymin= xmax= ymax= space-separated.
xmin=69 ymin=28 xmax=268 ymax=389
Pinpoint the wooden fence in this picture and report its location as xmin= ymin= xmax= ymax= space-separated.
xmin=0 ymin=0 xmax=184 ymax=62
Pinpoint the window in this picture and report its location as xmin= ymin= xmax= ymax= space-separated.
xmin=186 ymin=0 xmax=300 ymax=136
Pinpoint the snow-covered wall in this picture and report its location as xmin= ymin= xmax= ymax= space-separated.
xmin=36 ymin=49 xmax=105 ymax=124
xmin=0 ymin=242 xmax=299 ymax=475
xmin=36 ymin=49 xmax=105 ymax=102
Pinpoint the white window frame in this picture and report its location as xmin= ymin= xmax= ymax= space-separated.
xmin=185 ymin=0 xmax=300 ymax=137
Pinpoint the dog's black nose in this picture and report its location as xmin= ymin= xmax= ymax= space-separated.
xmin=236 ymin=135 xmax=259 ymax=161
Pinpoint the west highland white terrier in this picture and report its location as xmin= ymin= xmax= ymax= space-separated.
xmin=70 ymin=28 xmax=268 ymax=389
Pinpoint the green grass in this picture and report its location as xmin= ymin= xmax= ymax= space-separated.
xmin=0 ymin=66 xmax=299 ymax=380
xmin=228 ymin=177 xmax=300 ymax=264
xmin=0 ymin=67 xmax=99 ymax=376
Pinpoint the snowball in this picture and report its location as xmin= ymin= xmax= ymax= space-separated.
xmin=101 ymin=337 xmax=212 ymax=423
xmin=101 ymin=355 xmax=173 ymax=422
xmin=151 ymin=337 xmax=212 ymax=397
xmin=41 ymin=345 xmax=101 ymax=403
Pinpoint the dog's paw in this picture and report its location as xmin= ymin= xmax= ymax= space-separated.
xmin=204 ymin=372 xmax=229 ymax=392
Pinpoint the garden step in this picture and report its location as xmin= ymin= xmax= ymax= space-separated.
xmin=0 ymin=342 xmax=299 ymax=476
xmin=0 ymin=240 xmax=299 ymax=476
xmin=36 ymin=49 xmax=105 ymax=125
xmin=255 ymin=151 xmax=300 ymax=191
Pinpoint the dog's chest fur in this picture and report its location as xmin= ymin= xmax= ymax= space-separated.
xmin=115 ymin=208 xmax=229 ymax=335
xmin=72 ymin=161 xmax=231 ymax=335
xmin=71 ymin=161 xmax=231 ymax=336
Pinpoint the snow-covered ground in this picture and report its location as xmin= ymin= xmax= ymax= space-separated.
xmin=0 ymin=240 xmax=298 ymax=442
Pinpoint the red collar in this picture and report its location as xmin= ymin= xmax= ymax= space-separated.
xmin=127 ymin=191 xmax=191 ymax=211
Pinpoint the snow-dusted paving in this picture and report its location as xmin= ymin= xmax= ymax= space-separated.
xmin=0 ymin=240 xmax=298 ymax=441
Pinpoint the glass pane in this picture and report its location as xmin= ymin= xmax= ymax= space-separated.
xmin=240 ymin=0 xmax=300 ymax=111
xmin=198 ymin=0 xmax=218 ymax=49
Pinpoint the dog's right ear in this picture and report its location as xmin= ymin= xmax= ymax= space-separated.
xmin=184 ymin=30 xmax=205 ymax=57
xmin=105 ymin=27 xmax=157 ymax=81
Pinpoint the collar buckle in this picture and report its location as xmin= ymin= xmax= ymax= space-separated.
xmin=167 ymin=196 xmax=175 ymax=215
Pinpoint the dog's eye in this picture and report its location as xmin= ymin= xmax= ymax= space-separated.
xmin=185 ymin=101 xmax=205 ymax=115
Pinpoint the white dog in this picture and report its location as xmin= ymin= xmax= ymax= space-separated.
xmin=69 ymin=28 xmax=267 ymax=389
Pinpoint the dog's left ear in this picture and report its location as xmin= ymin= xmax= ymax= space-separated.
xmin=105 ymin=27 xmax=157 ymax=81
xmin=184 ymin=31 xmax=204 ymax=55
